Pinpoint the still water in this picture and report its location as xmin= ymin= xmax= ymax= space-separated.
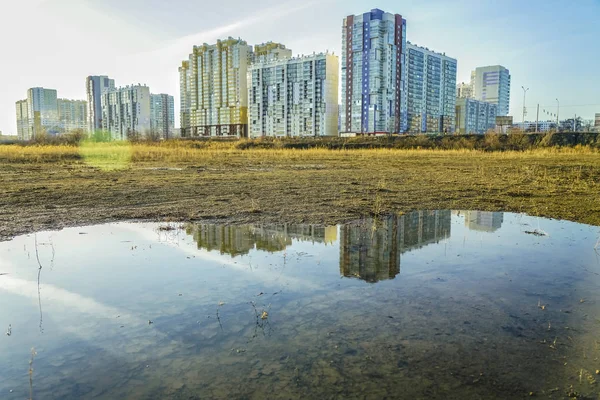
xmin=1 ymin=211 xmax=599 ymax=399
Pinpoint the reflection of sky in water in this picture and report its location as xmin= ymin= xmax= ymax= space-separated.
xmin=0 ymin=211 xmax=599 ymax=399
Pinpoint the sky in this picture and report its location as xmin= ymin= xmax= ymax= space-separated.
xmin=0 ymin=0 xmax=599 ymax=134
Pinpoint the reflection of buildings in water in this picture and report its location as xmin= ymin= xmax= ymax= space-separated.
xmin=464 ymin=211 xmax=504 ymax=232
xmin=340 ymin=210 xmax=452 ymax=283
xmin=187 ymin=224 xmax=337 ymax=257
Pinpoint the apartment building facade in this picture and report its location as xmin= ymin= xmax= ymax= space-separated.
xmin=150 ymin=93 xmax=175 ymax=139
xmin=457 ymin=82 xmax=473 ymax=99
xmin=27 ymin=87 xmax=60 ymax=136
xmin=15 ymin=99 xmax=29 ymax=140
xmin=179 ymin=37 xmax=253 ymax=137
xmin=101 ymin=85 xmax=151 ymax=140
xmin=341 ymin=9 xmax=407 ymax=134
xmin=455 ymin=97 xmax=498 ymax=134
xmin=472 ymin=65 xmax=511 ymax=116
xmin=86 ymin=75 xmax=115 ymax=132
xmin=248 ymin=52 xmax=339 ymax=137
xmin=58 ymin=99 xmax=87 ymax=132
xmin=406 ymin=42 xmax=457 ymax=133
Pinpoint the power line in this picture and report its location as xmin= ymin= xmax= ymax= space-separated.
xmin=535 ymin=104 xmax=600 ymax=108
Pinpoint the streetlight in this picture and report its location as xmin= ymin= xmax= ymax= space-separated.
xmin=521 ymin=86 xmax=529 ymax=130
xmin=555 ymin=98 xmax=560 ymax=130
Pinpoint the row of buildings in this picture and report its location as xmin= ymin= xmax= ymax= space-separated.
xmin=16 ymin=79 xmax=175 ymax=140
xmin=16 ymin=7 xmax=514 ymax=139
xmin=455 ymin=66 xmax=511 ymax=134
xmin=15 ymin=88 xmax=87 ymax=139
xmin=87 ymin=78 xmax=175 ymax=140
xmin=179 ymin=8 xmax=512 ymax=138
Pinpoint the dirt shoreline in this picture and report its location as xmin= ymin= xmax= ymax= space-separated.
xmin=2 ymin=147 xmax=599 ymax=241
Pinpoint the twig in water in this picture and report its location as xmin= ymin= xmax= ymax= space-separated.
xmin=216 ymin=307 xmax=223 ymax=331
xmin=34 ymin=234 xmax=44 ymax=333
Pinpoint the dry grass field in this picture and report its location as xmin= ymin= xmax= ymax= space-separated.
xmin=1 ymin=140 xmax=599 ymax=240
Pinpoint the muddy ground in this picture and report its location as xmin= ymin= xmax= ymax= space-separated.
xmin=1 ymin=148 xmax=599 ymax=240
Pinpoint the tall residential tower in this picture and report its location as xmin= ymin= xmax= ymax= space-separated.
xmin=15 ymin=100 xmax=29 ymax=140
xmin=406 ymin=43 xmax=457 ymax=133
xmin=27 ymin=87 xmax=60 ymax=136
xmin=150 ymin=93 xmax=175 ymax=139
xmin=86 ymin=76 xmax=115 ymax=132
xmin=179 ymin=37 xmax=253 ymax=137
xmin=101 ymin=85 xmax=151 ymax=140
xmin=341 ymin=9 xmax=407 ymax=134
xmin=472 ymin=65 xmax=511 ymax=116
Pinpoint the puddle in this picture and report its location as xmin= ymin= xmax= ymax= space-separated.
xmin=1 ymin=211 xmax=599 ymax=399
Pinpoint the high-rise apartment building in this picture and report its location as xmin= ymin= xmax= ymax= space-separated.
xmin=406 ymin=42 xmax=457 ymax=133
xmin=457 ymin=82 xmax=473 ymax=99
xmin=101 ymin=85 xmax=151 ymax=140
xmin=26 ymin=87 xmax=60 ymax=136
xmin=179 ymin=37 xmax=253 ymax=137
xmin=341 ymin=9 xmax=407 ymax=134
xmin=179 ymin=61 xmax=191 ymax=132
xmin=150 ymin=93 xmax=175 ymax=139
xmin=57 ymin=99 xmax=87 ymax=132
xmin=248 ymin=52 xmax=339 ymax=137
xmin=455 ymin=97 xmax=498 ymax=134
xmin=86 ymin=76 xmax=115 ymax=132
xmin=15 ymin=100 xmax=29 ymax=140
xmin=594 ymin=113 xmax=600 ymax=130
xmin=472 ymin=65 xmax=511 ymax=116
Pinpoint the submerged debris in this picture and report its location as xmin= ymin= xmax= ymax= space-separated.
xmin=5 ymin=325 xmax=11 ymax=336
xmin=537 ymin=299 xmax=547 ymax=310
xmin=260 ymin=311 xmax=269 ymax=320
xmin=525 ymin=229 xmax=547 ymax=237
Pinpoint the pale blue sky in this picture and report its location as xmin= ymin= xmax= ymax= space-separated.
xmin=1 ymin=0 xmax=599 ymax=134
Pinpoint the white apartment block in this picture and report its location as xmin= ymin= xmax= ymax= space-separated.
xmin=101 ymin=85 xmax=151 ymax=140
xmin=457 ymin=82 xmax=473 ymax=99
xmin=27 ymin=87 xmax=60 ymax=136
xmin=248 ymin=52 xmax=339 ymax=137
xmin=58 ymin=99 xmax=87 ymax=132
xmin=406 ymin=42 xmax=457 ymax=133
xmin=455 ymin=97 xmax=498 ymax=134
xmin=86 ymin=75 xmax=115 ymax=132
xmin=16 ymin=88 xmax=87 ymax=139
xmin=473 ymin=65 xmax=511 ymax=116
xmin=15 ymin=99 xmax=29 ymax=140
xmin=341 ymin=9 xmax=407 ymax=134
xmin=179 ymin=37 xmax=253 ymax=137
xmin=150 ymin=93 xmax=175 ymax=139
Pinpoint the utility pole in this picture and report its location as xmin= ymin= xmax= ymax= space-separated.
xmin=536 ymin=104 xmax=539 ymax=133
xmin=556 ymin=98 xmax=560 ymax=130
xmin=521 ymin=86 xmax=529 ymax=130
